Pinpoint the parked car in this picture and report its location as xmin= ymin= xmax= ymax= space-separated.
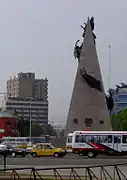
xmin=30 ymin=143 xmax=66 ymax=158
xmin=0 ymin=147 xmax=28 ymax=158
xmin=10 ymin=148 xmax=29 ymax=158
xmin=0 ymin=144 xmax=8 ymax=151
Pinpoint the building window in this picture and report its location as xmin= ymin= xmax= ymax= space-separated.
xmin=100 ymin=120 xmax=104 ymax=124
xmin=73 ymin=117 xmax=78 ymax=124
xmin=85 ymin=118 xmax=93 ymax=127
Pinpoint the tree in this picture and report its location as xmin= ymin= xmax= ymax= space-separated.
xmin=15 ymin=118 xmax=30 ymax=137
xmin=31 ymin=122 xmax=45 ymax=137
xmin=15 ymin=117 xmax=56 ymax=137
xmin=13 ymin=109 xmax=57 ymax=136
xmin=111 ymin=108 xmax=127 ymax=130
xmin=42 ymin=124 xmax=57 ymax=136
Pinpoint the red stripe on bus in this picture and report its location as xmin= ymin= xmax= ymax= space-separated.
xmin=90 ymin=143 xmax=106 ymax=150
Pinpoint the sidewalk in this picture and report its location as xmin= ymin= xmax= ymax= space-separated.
xmin=0 ymin=165 xmax=126 ymax=179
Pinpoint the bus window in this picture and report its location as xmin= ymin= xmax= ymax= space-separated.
xmin=89 ymin=136 xmax=98 ymax=143
xmin=93 ymin=136 xmax=98 ymax=142
xmin=103 ymin=135 xmax=112 ymax=143
xmin=86 ymin=135 xmax=92 ymax=142
xmin=114 ymin=136 xmax=121 ymax=143
xmin=103 ymin=136 xmax=108 ymax=143
xmin=91 ymin=136 xmax=94 ymax=142
xmin=98 ymin=136 xmax=103 ymax=143
xmin=75 ymin=135 xmax=86 ymax=143
xmin=80 ymin=135 xmax=86 ymax=143
xmin=75 ymin=135 xmax=80 ymax=143
xmin=122 ymin=135 xmax=127 ymax=143
xmin=108 ymin=135 xmax=112 ymax=143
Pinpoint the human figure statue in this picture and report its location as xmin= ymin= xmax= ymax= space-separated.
xmin=80 ymin=67 xmax=102 ymax=92
xmin=121 ymin=82 xmax=127 ymax=87
xmin=74 ymin=40 xmax=83 ymax=60
xmin=90 ymin=16 xmax=96 ymax=43
xmin=90 ymin=16 xmax=94 ymax=31
xmin=105 ymin=90 xmax=114 ymax=114
xmin=116 ymin=85 xmax=120 ymax=88
xmin=81 ymin=22 xmax=87 ymax=37
xmin=81 ymin=16 xmax=96 ymax=43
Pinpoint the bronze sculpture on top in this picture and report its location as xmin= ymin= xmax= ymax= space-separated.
xmin=81 ymin=16 xmax=96 ymax=42
xmin=74 ymin=17 xmax=102 ymax=93
xmin=65 ymin=17 xmax=112 ymax=136
xmin=74 ymin=17 xmax=96 ymax=61
xmin=105 ymin=90 xmax=114 ymax=116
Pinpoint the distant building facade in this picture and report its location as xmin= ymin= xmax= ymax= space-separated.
xmin=7 ymin=72 xmax=48 ymax=101
xmin=6 ymin=97 xmax=48 ymax=124
xmin=111 ymin=83 xmax=127 ymax=114
xmin=6 ymin=72 xmax=48 ymax=124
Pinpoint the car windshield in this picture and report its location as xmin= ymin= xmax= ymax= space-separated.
xmin=49 ymin=145 xmax=55 ymax=149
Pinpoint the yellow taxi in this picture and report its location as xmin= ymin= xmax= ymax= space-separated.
xmin=17 ymin=144 xmax=28 ymax=149
xmin=30 ymin=143 xmax=66 ymax=158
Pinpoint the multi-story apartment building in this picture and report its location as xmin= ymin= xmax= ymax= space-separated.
xmin=111 ymin=83 xmax=127 ymax=114
xmin=7 ymin=72 xmax=48 ymax=101
xmin=6 ymin=72 xmax=48 ymax=124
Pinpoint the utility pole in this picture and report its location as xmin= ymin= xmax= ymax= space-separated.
xmin=108 ymin=44 xmax=111 ymax=89
xmin=29 ymin=97 xmax=32 ymax=143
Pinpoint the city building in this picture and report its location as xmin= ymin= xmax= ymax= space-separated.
xmin=6 ymin=72 xmax=48 ymax=124
xmin=6 ymin=97 xmax=48 ymax=124
xmin=7 ymin=72 xmax=48 ymax=101
xmin=111 ymin=83 xmax=127 ymax=114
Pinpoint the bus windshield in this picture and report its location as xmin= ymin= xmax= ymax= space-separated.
xmin=67 ymin=136 xmax=72 ymax=143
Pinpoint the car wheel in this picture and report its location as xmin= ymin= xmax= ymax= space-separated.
xmin=12 ymin=152 xmax=16 ymax=158
xmin=87 ymin=152 xmax=95 ymax=158
xmin=32 ymin=153 xmax=37 ymax=158
xmin=54 ymin=153 xmax=59 ymax=158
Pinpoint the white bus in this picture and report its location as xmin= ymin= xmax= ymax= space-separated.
xmin=66 ymin=131 xmax=127 ymax=158
xmin=1 ymin=137 xmax=30 ymax=148
xmin=0 ymin=136 xmax=53 ymax=148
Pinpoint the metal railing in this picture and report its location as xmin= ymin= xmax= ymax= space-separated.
xmin=0 ymin=155 xmax=7 ymax=170
xmin=0 ymin=163 xmax=127 ymax=179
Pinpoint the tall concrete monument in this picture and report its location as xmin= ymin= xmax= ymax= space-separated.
xmin=65 ymin=17 xmax=112 ymax=136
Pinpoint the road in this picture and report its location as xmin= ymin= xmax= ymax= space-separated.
xmin=0 ymin=155 xmax=126 ymax=167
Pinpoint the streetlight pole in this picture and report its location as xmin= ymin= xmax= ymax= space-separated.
xmin=29 ymin=97 xmax=32 ymax=143
xmin=108 ymin=44 xmax=111 ymax=89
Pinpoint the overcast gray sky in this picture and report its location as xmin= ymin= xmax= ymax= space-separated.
xmin=0 ymin=0 xmax=126 ymax=125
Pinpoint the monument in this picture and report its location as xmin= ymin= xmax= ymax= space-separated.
xmin=64 ymin=17 xmax=112 ymax=136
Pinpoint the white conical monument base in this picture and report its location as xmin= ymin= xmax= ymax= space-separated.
xmin=65 ymin=18 xmax=112 ymax=136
